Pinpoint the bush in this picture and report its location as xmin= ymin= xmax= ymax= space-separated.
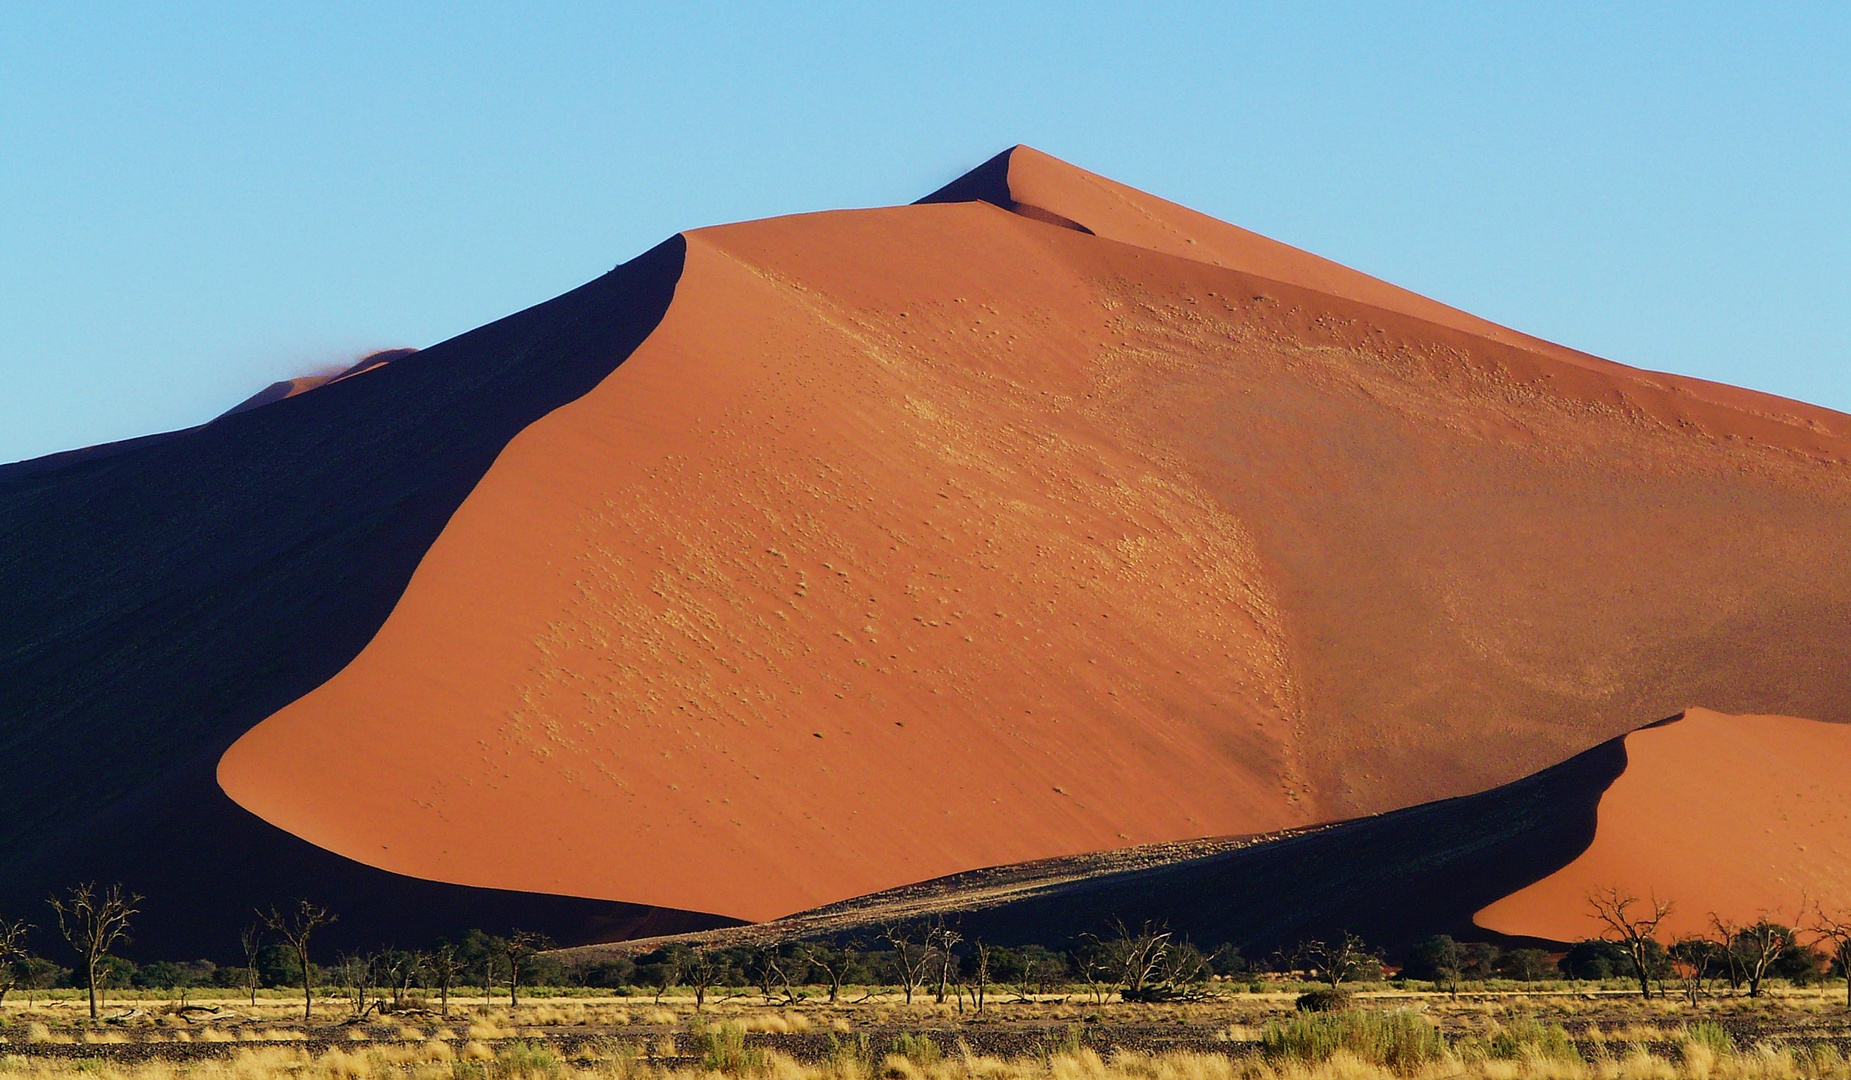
xmin=1685 ymin=1021 xmax=1734 ymax=1057
xmin=1263 ymin=1009 xmax=1446 ymax=1071
xmin=492 ymin=1041 xmax=561 ymax=1080
xmin=888 ymin=1033 xmax=941 ymax=1067
xmin=697 ymin=1023 xmax=766 ymax=1076
xmin=1488 ymin=1018 xmax=1579 ymax=1062
xmin=1295 ymin=987 xmax=1353 ymax=1012
xmin=1399 ymin=936 xmax=1460 ymax=982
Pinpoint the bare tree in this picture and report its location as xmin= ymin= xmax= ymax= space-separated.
xmin=503 ymin=930 xmax=551 ymax=1007
xmin=425 ymin=943 xmax=464 ymax=1018
xmin=800 ymin=942 xmax=856 ymax=1005
xmin=261 ymin=899 xmax=335 ymax=1021
xmin=1587 ymin=887 xmax=1671 ymax=999
xmin=1296 ymin=931 xmax=1381 ymax=989
xmin=928 ymin=919 xmax=962 ymax=1005
xmin=239 ymin=922 xmax=264 ymax=1007
xmin=48 ymin=882 xmax=141 ymax=1020
xmin=881 ymin=923 xmax=935 ymax=1005
xmin=0 ymin=917 xmax=31 ymax=1006
xmin=968 ymin=940 xmax=991 ymax=1014
xmin=375 ymin=950 xmax=422 ymax=1011
xmin=1727 ymin=917 xmax=1791 ymax=999
xmin=1094 ymin=919 xmax=1173 ymax=1001
xmin=1669 ymin=936 xmax=1716 ymax=1006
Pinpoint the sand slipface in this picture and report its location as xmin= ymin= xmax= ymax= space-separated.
xmin=216 ymin=148 xmax=1851 ymax=930
xmin=1475 ymin=708 xmax=1851 ymax=941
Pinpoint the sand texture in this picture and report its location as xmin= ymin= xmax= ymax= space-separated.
xmin=1477 ymin=708 xmax=1851 ymax=940
xmin=218 ymin=149 xmax=1851 ymax=925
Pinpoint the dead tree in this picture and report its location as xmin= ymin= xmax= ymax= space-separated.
xmin=881 ymin=923 xmax=935 ymax=1005
xmin=238 ymin=923 xmax=264 ymax=1007
xmin=1587 ymin=887 xmax=1671 ymax=999
xmin=0 ymin=917 xmax=31 ymax=1005
xmin=968 ymin=940 xmax=991 ymax=1014
xmin=928 ymin=919 xmax=962 ymax=1005
xmin=800 ymin=942 xmax=856 ymax=1004
xmin=1097 ymin=919 xmax=1173 ymax=1001
xmin=1729 ymin=917 xmax=1791 ymax=998
xmin=1297 ymin=931 xmax=1380 ymax=989
xmin=261 ymin=899 xmax=335 ymax=1021
xmin=425 ymin=943 xmax=464 ymax=1017
xmin=1669 ymin=936 xmax=1716 ymax=1006
xmin=48 ymin=882 xmax=141 ymax=1020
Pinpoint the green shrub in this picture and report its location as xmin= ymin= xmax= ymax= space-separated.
xmin=1684 ymin=1021 xmax=1734 ymax=1057
xmin=889 ymin=1032 xmax=941 ymax=1067
xmin=492 ymin=1041 xmax=561 ymax=1080
xmin=1294 ymin=987 xmax=1353 ymax=1012
xmin=1262 ymin=1009 xmax=1445 ymax=1072
xmin=697 ymin=1023 xmax=767 ymax=1075
xmin=1488 ymin=1018 xmax=1579 ymax=1062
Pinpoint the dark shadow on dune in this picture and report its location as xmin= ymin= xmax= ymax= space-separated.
xmin=0 ymin=234 xmax=740 ymax=960
xmin=916 ymin=147 xmax=1095 ymax=234
xmin=845 ymin=734 xmax=1630 ymax=956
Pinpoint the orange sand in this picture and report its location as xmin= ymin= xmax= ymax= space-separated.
xmin=1477 ymin=708 xmax=1851 ymax=941
xmin=220 ymin=150 xmax=1851 ymax=922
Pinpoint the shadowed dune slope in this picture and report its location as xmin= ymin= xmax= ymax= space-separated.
xmin=1477 ymin=708 xmax=1851 ymax=941
xmin=0 ymin=238 xmax=736 ymax=958
xmin=224 ymin=150 xmax=1851 ymax=926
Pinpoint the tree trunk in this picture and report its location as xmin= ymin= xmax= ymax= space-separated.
xmin=87 ymin=958 xmax=100 ymax=1019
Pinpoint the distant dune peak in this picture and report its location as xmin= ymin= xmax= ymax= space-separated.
xmin=217 ymin=347 xmax=419 ymax=420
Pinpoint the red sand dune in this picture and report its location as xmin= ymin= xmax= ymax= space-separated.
xmin=1477 ymin=708 xmax=1851 ymax=941
xmin=218 ymin=349 xmax=416 ymax=418
xmin=219 ymin=147 xmax=1851 ymax=924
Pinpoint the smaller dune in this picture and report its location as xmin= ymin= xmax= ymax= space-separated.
xmin=1474 ymin=707 xmax=1851 ymax=940
xmin=217 ymin=349 xmax=416 ymax=419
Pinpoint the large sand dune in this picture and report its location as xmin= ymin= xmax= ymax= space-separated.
xmin=8 ymin=147 xmax=1851 ymax=954
xmin=218 ymin=148 xmax=1851 ymax=929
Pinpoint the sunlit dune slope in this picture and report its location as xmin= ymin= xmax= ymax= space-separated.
xmin=222 ymin=148 xmax=1851 ymax=924
xmin=1476 ymin=708 xmax=1851 ymax=941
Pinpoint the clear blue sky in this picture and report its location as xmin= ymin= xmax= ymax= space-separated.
xmin=3 ymin=4 xmax=1847 ymax=464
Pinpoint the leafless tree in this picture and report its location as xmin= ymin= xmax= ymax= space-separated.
xmin=1095 ymin=919 xmax=1173 ymax=1001
xmin=881 ymin=923 xmax=935 ymax=1005
xmin=1727 ymin=916 xmax=1791 ymax=998
xmin=0 ymin=917 xmax=31 ymax=1006
xmin=335 ymin=952 xmax=374 ymax=1019
xmin=1587 ymin=887 xmax=1671 ymax=999
xmin=48 ymin=882 xmax=141 ymax=1020
xmin=425 ymin=943 xmax=464 ymax=1018
xmin=967 ymin=940 xmax=991 ymax=1014
xmin=261 ymin=899 xmax=335 ymax=1021
xmin=1296 ymin=931 xmax=1381 ymax=989
xmin=929 ymin=919 xmax=962 ymax=1005
xmin=238 ymin=922 xmax=264 ymax=1007
xmin=750 ymin=945 xmax=800 ymax=1006
xmin=800 ymin=942 xmax=856 ymax=1004
xmin=1669 ymin=936 xmax=1716 ymax=1006
xmin=1808 ymin=903 xmax=1851 ymax=1009
xmin=376 ymin=950 xmax=422 ymax=1010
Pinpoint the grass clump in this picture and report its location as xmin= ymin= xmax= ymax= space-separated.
xmin=491 ymin=1040 xmax=561 ymax=1079
xmin=696 ymin=1022 xmax=767 ymax=1076
xmin=1262 ymin=1009 xmax=1445 ymax=1072
xmin=1487 ymin=1017 xmax=1579 ymax=1062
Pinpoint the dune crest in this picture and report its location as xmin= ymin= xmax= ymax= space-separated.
xmin=1475 ymin=708 xmax=1851 ymax=941
xmin=220 ymin=151 xmax=1851 ymax=927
